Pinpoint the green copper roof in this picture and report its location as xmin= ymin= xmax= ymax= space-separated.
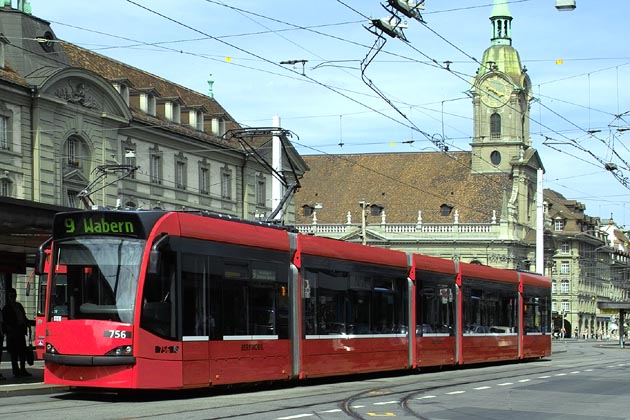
xmin=478 ymin=45 xmax=523 ymax=83
xmin=475 ymin=0 xmax=523 ymax=82
xmin=491 ymin=0 xmax=512 ymax=18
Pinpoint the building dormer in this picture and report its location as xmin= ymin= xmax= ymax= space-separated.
xmin=110 ymin=78 xmax=133 ymax=106
xmin=129 ymin=87 xmax=159 ymax=116
xmin=206 ymin=114 xmax=227 ymax=138
xmin=157 ymin=97 xmax=184 ymax=123
xmin=181 ymin=105 xmax=207 ymax=131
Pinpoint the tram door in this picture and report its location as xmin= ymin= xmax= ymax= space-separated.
xmin=181 ymin=253 xmax=211 ymax=387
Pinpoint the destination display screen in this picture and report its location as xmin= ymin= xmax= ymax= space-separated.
xmin=53 ymin=211 xmax=150 ymax=239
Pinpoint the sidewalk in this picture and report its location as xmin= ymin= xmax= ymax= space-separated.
xmin=0 ymin=359 xmax=66 ymax=397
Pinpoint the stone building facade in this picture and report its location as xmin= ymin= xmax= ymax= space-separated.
xmin=0 ymin=3 xmax=306 ymax=315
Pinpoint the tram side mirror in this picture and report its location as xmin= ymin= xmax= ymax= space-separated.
xmin=34 ymin=237 xmax=52 ymax=275
xmin=35 ymin=250 xmax=46 ymax=275
xmin=148 ymin=234 xmax=169 ymax=275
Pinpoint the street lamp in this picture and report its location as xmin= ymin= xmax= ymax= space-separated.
xmin=359 ymin=200 xmax=384 ymax=246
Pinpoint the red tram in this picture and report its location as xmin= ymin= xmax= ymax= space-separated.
xmin=38 ymin=210 xmax=551 ymax=390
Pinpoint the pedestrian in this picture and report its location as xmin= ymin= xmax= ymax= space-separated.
xmin=573 ymin=327 xmax=578 ymax=339
xmin=0 ymin=307 xmax=5 ymax=380
xmin=560 ymin=327 xmax=566 ymax=340
xmin=2 ymin=288 xmax=31 ymax=378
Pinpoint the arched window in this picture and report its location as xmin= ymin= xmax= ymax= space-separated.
xmin=490 ymin=113 xmax=501 ymax=138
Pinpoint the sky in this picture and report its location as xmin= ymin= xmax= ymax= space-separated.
xmin=26 ymin=0 xmax=630 ymax=226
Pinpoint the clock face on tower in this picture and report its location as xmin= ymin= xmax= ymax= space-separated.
xmin=479 ymin=75 xmax=511 ymax=108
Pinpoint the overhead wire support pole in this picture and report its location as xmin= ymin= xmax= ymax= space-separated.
xmin=77 ymin=164 xmax=139 ymax=209
xmin=223 ymin=127 xmax=303 ymax=223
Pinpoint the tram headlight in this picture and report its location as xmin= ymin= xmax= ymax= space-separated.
xmin=46 ymin=343 xmax=58 ymax=354
xmin=106 ymin=345 xmax=133 ymax=356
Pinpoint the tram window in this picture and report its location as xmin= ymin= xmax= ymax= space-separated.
xmin=416 ymin=271 xmax=455 ymax=336
xmin=303 ymin=256 xmax=407 ymax=336
xmin=181 ymin=254 xmax=213 ymax=337
xmin=141 ymin=249 xmax=177 ymax=340
xmin=523 ymin=287 xmax=551 ymax=334
xmin=462 ymin=278 xmax=518 ymax=334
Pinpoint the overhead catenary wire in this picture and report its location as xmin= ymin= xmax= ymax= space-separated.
xmin=14 ymin=0 xmax=630 ymax=220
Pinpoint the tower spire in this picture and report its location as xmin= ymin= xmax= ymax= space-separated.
xmin=490 ymin=0 xmax=512 ymax=46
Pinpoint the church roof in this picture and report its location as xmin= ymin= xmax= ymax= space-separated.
xmin=294 ymin=152 xmax=512 ymax=225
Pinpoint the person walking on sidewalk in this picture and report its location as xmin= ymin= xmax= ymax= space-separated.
xmin=2 ymin=288 xmax=31 ymax=378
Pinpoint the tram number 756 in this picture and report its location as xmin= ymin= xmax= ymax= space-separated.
xmin=104 ymin=330 xmax=132 ymax=339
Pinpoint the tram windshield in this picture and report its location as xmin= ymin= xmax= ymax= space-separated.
xmin=50 ymin=237 xmax=145 ymax=324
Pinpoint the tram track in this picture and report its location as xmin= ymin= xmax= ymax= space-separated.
xmin=340 ymin=348 xmax=623 ymax=419
xmin=0 ymin=344 xmax=621 ymax=420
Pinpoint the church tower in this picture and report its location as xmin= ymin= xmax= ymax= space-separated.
xmin=471 ymin=0 xmax=532 ymax=174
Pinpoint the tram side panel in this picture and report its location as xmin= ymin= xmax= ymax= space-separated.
xmin=298 ymin=236 xmax=410 ymax=378
xmin=520 ymin=272 xmax=552 ymax=359
xmin=414 ymin=256 xmax=458 ymax=368
xmin=459 ymin=263 xmax=520 ymax=364
xmin=171 ymin=217 xmax=294 ymax=387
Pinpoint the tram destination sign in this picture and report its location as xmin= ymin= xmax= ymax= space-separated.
xmin=54 ymin=211 xmax=148 ymax=239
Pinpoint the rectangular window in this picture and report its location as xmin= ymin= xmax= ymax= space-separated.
xmin=67 ymin=190 xmax=78 ymax=208
xmin=178 ymin=239 xmax=290 ymax=340
xmin=148 ymin=94 xmax=156 ymax=116
xmin=199 ymin=167 xmax=209 ymax=195
xmin=0 ymin=116 xmax=8 ymax=150
xmin=552 ymin=301 xmax=557 ymax=312
xmin=221 ymin=169 xmax=232 ymax=200
xmin=256 ymin=173 xmax=266 ymax=206
xmin=554 ymin=220 xmax=564 ymax=231
xmin=302 ymin=256 xmax=408 ymax=336
xmin=67 ymin=138 xmax=78 ymax=167
xmin=462 ymin=278 xmax=518 ymax=335
xmin=0 ymin=179 xmax=9 ymax=197
xmin=560 ymin=300 xmax=570 ymax=312
xmin=417 ymin=271 xmax=456 ymax=336
xmin=561 ymin=241 xmax=570 ymax=254
xmin=560 ymin=262 xmax=570 ymax=275
xmin=551 ymin=281 xmax=557 ymax=294
xmin=523 ymin=288 xmax=550 ymax=334
xmin=196 ymin=111 xmax=204 ymax=131
xmin=124 ymin=148 xmax=136 ymax=179
xmin=150 ymin=153 xmax=162 ymax=184
xmin=176 ymin=161 xmax=186 ymax=190
xmin=560 ymin=280 xmax=570 ymax=293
